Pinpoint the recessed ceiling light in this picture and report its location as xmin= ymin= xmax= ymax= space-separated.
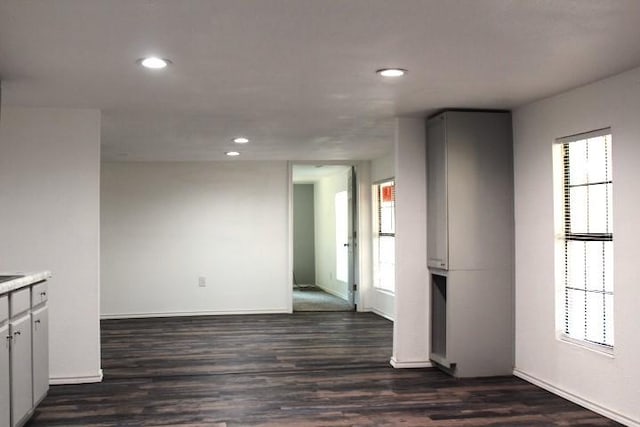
xmin=225 ymin=151 xmax=240 ymax=157
xmin=233 ymin=137 xmax=250 ymax=144
xmin=137 ymin=57 xmax=171 ymax=69
xmin=376 ymin=68 xmax=407 ymax=77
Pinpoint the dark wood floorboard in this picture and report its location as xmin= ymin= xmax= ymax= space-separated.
xmin=27 ymin=312 xmax=620 ymax=426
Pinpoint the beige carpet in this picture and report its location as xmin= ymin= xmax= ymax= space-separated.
xmin=293 ymin=285 xmax=353 ymax=311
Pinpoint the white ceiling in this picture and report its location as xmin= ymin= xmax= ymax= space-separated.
xmin=1 ymin=0 xmax=640 ymax=161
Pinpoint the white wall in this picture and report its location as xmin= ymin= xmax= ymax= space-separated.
xmin=101 ymin=161 xmax=289 ymax=317
xmin=513 ymin=66 xmax=640 ymax=425
xmin=391 ymin=118 xmax=430 ymax=368
xmin=0 ymin=106 xmax=102 ymax=384
xmin=313 ymin=169 xmax=349 ymax=300
xmin=370 ymin=152 xmax=395 ymax=320
xmin=293 ymin=184 xmax=315 ymax=284
xmin=355 ymin=161 xmax=373 ymax=312
xmin=371 ymin=152 xmax=394 ymax=183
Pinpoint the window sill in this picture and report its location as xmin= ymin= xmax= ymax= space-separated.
xmin=559 ymin=334 xmax=614 ymax=358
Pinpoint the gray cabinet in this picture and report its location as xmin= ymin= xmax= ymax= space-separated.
xmin=1 ymin=279 xmax=49 ymax=427
xmin=0 ymin=296 xmax=9 ymax=427
xmin=9 ymin=311 xmax=32 ymax=427
xmin=31 ymin=290 xmax=49 ymax=406
xmin=426 ymin=116 xmax=448 ymax=270
xmin=426 ymin=111 xmax=514 ymax=377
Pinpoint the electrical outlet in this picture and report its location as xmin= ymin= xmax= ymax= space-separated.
xmin=198 ymin=276 xmax=206 ymax=287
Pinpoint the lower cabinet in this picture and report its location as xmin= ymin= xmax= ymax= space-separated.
xmin=429 ymin=269 xmax=514 ymax=377
xmin=1 ymin=321 xmax=10 ymax=427
xmin=31 ymin=306 xmax=49 ymax=406
xmin=1 ymin=281 xmax=49 ymax=427
xmin=9 ymin=314 xmax=32 ymax=427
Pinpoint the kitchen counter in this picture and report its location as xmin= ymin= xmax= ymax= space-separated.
xmin=0 ymin=271 xmax=51 ymax=295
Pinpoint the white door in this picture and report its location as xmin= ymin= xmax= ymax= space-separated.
xmin=334 ymin=167 xmax=357 ymax=310
xmin=347 ymin=167 xmax=357 ymax=308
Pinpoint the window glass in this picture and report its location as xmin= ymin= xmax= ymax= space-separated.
xmin=559 ymin=130 xmax=613 ymax=348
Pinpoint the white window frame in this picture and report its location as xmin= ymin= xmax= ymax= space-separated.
xmin=372 ymin=178 xmax=395 ymax=293
xmin=553 ymin=128 xmax=614 ymax=354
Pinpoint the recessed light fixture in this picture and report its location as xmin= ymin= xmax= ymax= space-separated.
xmin=376 ymin=68 xmax=407 ymax=77
xmin=137 ymin=56 xmax=171 ymax=69
xmin=233 ymin=137 xmax=250 ymax=144
xmin=225 ymin=151 xmax=240 ymax=157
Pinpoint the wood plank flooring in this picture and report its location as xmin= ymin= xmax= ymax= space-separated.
xmin=27 ymin=312 xmax=620 ymax=426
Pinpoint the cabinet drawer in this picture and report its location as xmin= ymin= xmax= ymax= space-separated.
xmin=0 ymin=295 xmax=7 ymax=323
xmin=31 ymin=281 xmax=48 ymax=307
xmin=10 ymin=288 xmax=31 ymax=318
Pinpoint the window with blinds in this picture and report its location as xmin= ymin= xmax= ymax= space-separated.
xmin=373 ymin=180 xmax=395 ymax=292
xmin=558 ymin=129 xmax=613 ymax=348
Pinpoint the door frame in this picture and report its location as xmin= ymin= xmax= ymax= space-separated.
xmin=287 ymin=160 xmax=372 ymax=313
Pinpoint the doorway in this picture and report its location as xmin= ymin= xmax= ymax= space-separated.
xmin=291 ymin=164 xmax=356 ymax=311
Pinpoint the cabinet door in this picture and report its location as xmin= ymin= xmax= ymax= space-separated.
xmin=9 ymin=315 xmax=32 ymax=427
xmin=0 ymin=324 xmax=10 ymax=427
xmin=427 ymin=114 xmax=449 ymax=269
xmin=31 ymin=306 xmax=49 ymax=405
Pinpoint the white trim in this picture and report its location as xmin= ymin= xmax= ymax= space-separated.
xmin=370 ymin=307 xmax=394 ymax=322
xmin=556 ymin=127 xmax=611 ymax=144
xmin=287 ymin=161 xmax=294 ymax=314
xmin=289 ymin=160 xmax=366 ymax=310
xmin=513 ymin=368 xmax=638 ymax=427
xmin=101 ymin=308 xmax=288 ymax=320
xmin=50 ymin=369 xmax=103 ymax=385
xmin=356 ymin=303 xmax=368 ymax=313
xmin=389 ymin=357 xmax=432 ymax=369
xmin=558 ymin=334 xmax=615 ymax=357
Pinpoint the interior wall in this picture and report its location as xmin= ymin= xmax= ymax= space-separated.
xmin=293 ymin=184 xmax=315 ymax=284
xmin=513 ymin=66 xmax=640 ymax=425
xmin=370 ymin=152 xmax=395 ymax=320
xmin=391 ymin=118 xmax=430 ymax=367
xmin=0 ymin=106 xmax=102 ymax=384
xmin=313 ymin=169 xmax=350 ymax=300
xmin=101 ymin=161 xmax=289 ymax=318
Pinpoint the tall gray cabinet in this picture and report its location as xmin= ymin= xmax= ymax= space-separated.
xmin=426 ymin=110 xmax=514 ymax=377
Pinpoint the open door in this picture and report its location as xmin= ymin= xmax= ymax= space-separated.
xmin=336 ymin=167 xmax=357 ymax=309
xmin=347 ymin=166 xmax=357 ymax=309
xmin=291 ymin=164 xmax=357 ymax=312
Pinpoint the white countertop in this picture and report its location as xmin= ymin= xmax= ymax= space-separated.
xmin=0 ymin=271 xmax=51 ymax=295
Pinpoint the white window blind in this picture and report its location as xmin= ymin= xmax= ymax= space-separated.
xmin=559 ymin=129 xmax=613 ymax=348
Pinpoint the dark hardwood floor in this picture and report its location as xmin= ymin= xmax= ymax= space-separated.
xmin=28 ymin=312 xmax=619 ymax=426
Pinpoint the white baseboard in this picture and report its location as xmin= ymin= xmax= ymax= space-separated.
xmin=50 ymin=369 xmax=103 ymax=385
xmin=513 ymin=368 xmax=639 ymax=427
xmin=390 ymin=357 xmax=433 ymax=369
xmin=370 ymin=307 xmax=394 ymax=321
xmin=100 ymin=308 xmax=289 ymax=320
